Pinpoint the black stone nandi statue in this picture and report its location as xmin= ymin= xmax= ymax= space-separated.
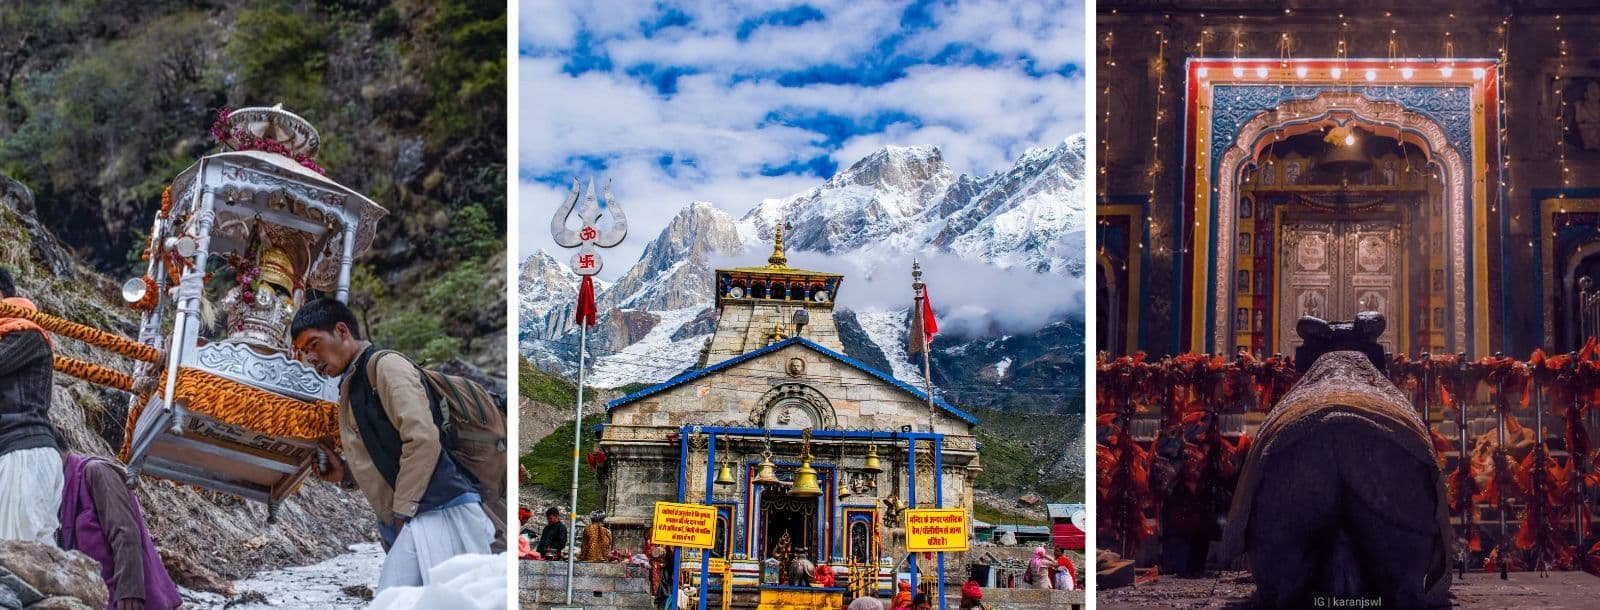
xmin=1222 ymin=313 xmax=1451 ymax=609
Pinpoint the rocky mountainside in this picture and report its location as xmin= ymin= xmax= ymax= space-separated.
xmin=0 ymin=0 xmax=506 ymax=373
xmin=1 ymin=181 xmax=373 ymax=583
xmin=520 ymin=135 xmax=1088 ymax=413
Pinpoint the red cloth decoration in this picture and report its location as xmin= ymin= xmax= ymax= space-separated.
xmin=909 ymin=287 xmax=939 ymax=353
xmin=575 ymin=275 xmax=598 ymax=327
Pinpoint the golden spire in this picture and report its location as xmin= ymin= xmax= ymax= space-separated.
xmin=767 ymin=222 xmax=789 ymax=268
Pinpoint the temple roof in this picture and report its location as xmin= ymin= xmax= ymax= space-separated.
xmin=603 ymin=335 xmax=978 ymax=426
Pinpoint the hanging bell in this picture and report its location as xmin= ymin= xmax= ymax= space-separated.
xmin=860 ymin=444 xmax=883 ymax=474
xmin=715 ymin=460 xmax=736 ymax=486
xmin=836 ymin=473 xmax=853 ymax=499
xmin=790 ymin=456 xmax=823 ymax=497
xmin=754 ymin=451 xmax=781 ymax=486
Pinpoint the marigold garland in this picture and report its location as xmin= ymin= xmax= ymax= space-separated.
xmin=159 ymin=186 xmax=173 ymax=218
xmin=119 ymin=367 xmax=340 ymax=461
xmin=1098 ymin=347 xmax=1600 ymax=575
xmin=0 ymin=300 xmax=158 ymax=363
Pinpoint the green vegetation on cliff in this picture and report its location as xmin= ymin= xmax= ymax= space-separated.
xmin=0 ymin=0 xmax=507 ymax=371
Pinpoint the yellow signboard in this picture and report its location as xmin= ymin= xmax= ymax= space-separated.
xmin=650 ymin=501 xmax=719 ymax=549
xmin=905 ymin=508 xmax=969 ymax=552
xmin=708 ymin=558 xmax=728 ymax=573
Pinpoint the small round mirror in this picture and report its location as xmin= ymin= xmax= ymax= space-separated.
xmin=121 ymin=277 xmax=148 ymax=304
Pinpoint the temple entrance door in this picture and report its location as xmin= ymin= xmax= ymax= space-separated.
xmin=1277 ymin=216 xmax=1402 ymax=356
xmin=759 ymin=493 xmax=819 ymax=562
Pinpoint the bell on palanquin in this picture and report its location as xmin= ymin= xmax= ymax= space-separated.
xmin=754 ymin=451 xmax=782 ymax=486
xmin=860 ymin=444 xmax=883 ymax=474
xmin=715 ymin=460 xmax=736 ymax=486
xmin=836 ymin=473 xmax=853 ymax=499
xmin=790 ymin=456 xmax=823 ymax=497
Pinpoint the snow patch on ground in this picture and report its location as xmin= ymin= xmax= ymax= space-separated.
xmin=995 ymin=356 xmax=1012 ymax=379
xmin=371 ymin=553 xmax=507 ymax=610
xmin=855 ymin=307 xmax=924 ymax=386
xmin=181 ymin=544 xmax=384 ymax=609
xmin=181 ymin=547 xmax=508 ymax=610
xmin=587 ymin=306 xmax=708 ymax=388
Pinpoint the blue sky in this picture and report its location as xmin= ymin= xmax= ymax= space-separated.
xmin=519 ymin=1 xmax=1086 ymax=275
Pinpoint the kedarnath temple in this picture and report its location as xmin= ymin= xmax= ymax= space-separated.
xmin=593 ymin=231 xmax=980 ymax=603
xmin=1095 ymin=0 xmax=1600 ymax=595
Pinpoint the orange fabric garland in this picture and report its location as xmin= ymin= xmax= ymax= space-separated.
xmin=52 ymin=356 xmax=134 ymax=392
xmin=119 ymin=368 xmax=340 ymax=461
xmin=0 ymin=300 xmax=158 ymax=363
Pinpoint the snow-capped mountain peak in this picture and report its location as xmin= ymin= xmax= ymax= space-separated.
xmin=520 ymin=137 xmax=1086 ymax=395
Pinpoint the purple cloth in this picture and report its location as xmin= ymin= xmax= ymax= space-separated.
xmin=59 ymin=454 xmax=182 ymax=610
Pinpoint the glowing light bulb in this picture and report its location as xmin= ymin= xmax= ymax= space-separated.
xmin=1472 ymin=67 xmax=1485 ymax=79
xmin=1233 ymin=66 xmax=1244 ymax=78
xmin=1296 ymin=66 xmax=1308 ymax=78
xmin=1441 ymin=66 xmax=1454 ymax=78
xmin=1331 ymin=67 xmax=1343 ymax=79
xmin=1401 ymin=67 xmax=1414 ymax=79
xmin=1256 ymin=66 xmax=1268 ymax=78
xmin=1344 ymin=134 xmax=1355 ymax=146
xmin=1198 ymin=67 xmax=1209 ymax=77
xmin=1364 ymin=69 xmax=1376 ymax=81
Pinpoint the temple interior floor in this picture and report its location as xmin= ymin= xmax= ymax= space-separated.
xmin=1098 ymin=570 xmax=1600 ymax=609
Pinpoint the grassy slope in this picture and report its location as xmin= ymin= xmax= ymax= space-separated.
xmin=520 ymin=421 xmax=600 ymax=514
xmin=972 ymin=406 xmax=1084 ymax=502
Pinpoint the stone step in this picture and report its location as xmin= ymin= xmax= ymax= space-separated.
xmin=519 ymin=560 xmax=657 ymax=609
xmin=941 ymin=587 xmax=1087 ymax=610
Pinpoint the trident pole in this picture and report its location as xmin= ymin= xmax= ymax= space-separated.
xmin=912 ymin=261 xmax=941 ymax=604
xmin=566 ymin=324 xmax=586 ymax=604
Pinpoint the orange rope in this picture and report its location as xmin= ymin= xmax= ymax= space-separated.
xmin=0 ymin=301 xmax=158 ymax=363
xmin=52 ymin=356 xmax=134 ymax=392
xmin=119 ymin=368 xmax=340 ymax=461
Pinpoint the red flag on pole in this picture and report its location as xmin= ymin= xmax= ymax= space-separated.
xmin=575 ymin=275 xmax=598 ymax=327
xmin=909 ymin=287 xmax=938 ymax=353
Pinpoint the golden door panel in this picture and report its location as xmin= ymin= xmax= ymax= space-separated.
xmin=1279 ymin=220 xmax=1337 ymax=356
xmin=1278 ymin=218 xmax=1400 ymax=355
xmin=1344 ymin=221 xmax=1399 ymax=352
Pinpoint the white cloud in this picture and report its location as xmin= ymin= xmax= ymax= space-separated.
xmin=518 ymin=1 xmax=1086 ymax=280
xmin=707 ymin=248 xmax=1081 ymax=336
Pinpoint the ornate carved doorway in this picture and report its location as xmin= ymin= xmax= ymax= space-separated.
xmin=1277 ymin=216 xmax=1403 ymax=355
xmin=758 ymin=493 xmax=819 ymax=561
xmin=1184 ymin=58 xmax=1499 ymax=356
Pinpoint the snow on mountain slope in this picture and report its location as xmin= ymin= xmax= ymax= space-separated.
xmin=855 ymin=307 xmax=925 ymax=386
xmin=518 ymin=250 xmax=580 ymax=341
xmin=585 ymin=307 xmax=708 ymax=388
xmin=520 ymin=136 xmax=1087 ymax=395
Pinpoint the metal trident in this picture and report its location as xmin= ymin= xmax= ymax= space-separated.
xmin=550 ymin=178 xmax=628 ymax=276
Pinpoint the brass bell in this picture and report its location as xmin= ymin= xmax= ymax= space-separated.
xmin=790 ymin=459 xmax=823 ymax=497
xmin=860 ymin=444 xmax=883 ymax=474
xmin=753 ymin=451 xmax=781 ymax=486
xmin=715 ymin=460 xmax=736 ymax=486
xmin=836 ymin=472 xmax=853 ymax=499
